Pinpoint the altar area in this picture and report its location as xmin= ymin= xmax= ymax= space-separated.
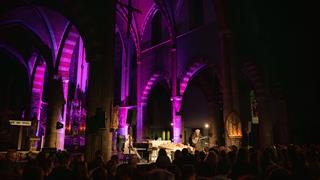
xmin=122 ymin=139 xmax=194 ymax=163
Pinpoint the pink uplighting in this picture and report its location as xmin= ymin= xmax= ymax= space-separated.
xmin=173 ymin=115 xmax=182 ymax=143
xmin=180 ymin=63 xmax=206 ymax=96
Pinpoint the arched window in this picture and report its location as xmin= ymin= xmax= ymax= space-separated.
xmin=189 ymin=0 xmax=204 ymax=29
xmin=151 ymin=11 xmax=162 ymax=45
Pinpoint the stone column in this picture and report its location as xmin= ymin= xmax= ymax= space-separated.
xmin=84 ymin=1 xmax=116 ymax=161
xmin=86 ymin=57 xmax=114 ymax=161
xmin=170 ymin=48 xmax=182 ymax=143
xmin=258 ymin=98 xmax=273 ymax=148
xmin=44 ymin=78 xmax=65 ymax=149
xmin=136 ymin=54 xmax=143 ymax=141
xmin=171 ymin=96 xmax=182 ymax=143
xmin=55 ymin=79 xmax=69 ymax=150
xmin=118 ymin=107 xmax=128 ymax=136
xmin=220 ymin=31 xmax=242 ymax=147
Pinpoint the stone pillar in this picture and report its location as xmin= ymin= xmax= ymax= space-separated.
xmin=118 ymin=107 xmax=128 ymax=136
xmin=86 ymin=57 xmax=114 ymax=161
xmin=258 ymin=98 xmax=273 ymax=148
xmin=55 ymin=79 xmax=69 ymax=150
xmin=170 ymin=48 xmax=182 ymax=143
xmin=220 ymin=31 xmax=242 ymax=147
xmin=44 ymin=78 xmax=65 ymax=149
xmin=136 ymin=54 xmax=143 ymax=141
xmin=84 ymin=1 xmax=116 ymax=162
xmin=171 ymin=96 xmax=182 ymax=143
xmin=30 ymin=63 xmax=46 ymax=136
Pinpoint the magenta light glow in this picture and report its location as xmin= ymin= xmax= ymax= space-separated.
xmin=32 ymin=63 xmax=46 ymax=136
xmin=180 ymin=63 xmax=206 ymax=96
xmin=119 ymin=107 xmax=129 ymax=136
xmin=173 ymin=115 xmax=182 ymax=143
xmin=141 ymin=73 xmax=160 ymax=103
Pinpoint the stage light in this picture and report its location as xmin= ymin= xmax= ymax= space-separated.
xmin=204 ymin=123 xmax=209 ymax=128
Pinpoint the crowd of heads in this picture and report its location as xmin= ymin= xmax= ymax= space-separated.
xmin=0 ymin=144 xmax=320 ymax=180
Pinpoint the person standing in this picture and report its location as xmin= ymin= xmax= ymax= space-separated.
xmin=191 ymin=129 xmax=203 ymax=151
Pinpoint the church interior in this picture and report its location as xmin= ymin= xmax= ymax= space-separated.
xmin=0 ymin=0 xmax=318 ymax=174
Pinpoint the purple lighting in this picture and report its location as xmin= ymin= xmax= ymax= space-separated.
xmin=180 ymin=63 xmax=206 ymax=96
xmin=173 ymin=115 xmax=182 ymax=143
xmin=31 ymin=63 xmax=46 ymax=136
xmin=118 ymin=107 xmax=129 ymax=136
xmin=141 ymin=73 xmax=160 ymax=103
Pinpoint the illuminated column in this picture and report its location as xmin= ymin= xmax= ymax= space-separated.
xmin=118 ymin=107 xmax=128 ymax=136
xmin=56 ymin=79 xmax=69 ymax=150
xmin=170 ymin=47 xmax=182 ymax=143
xmin=171 ymin=96 xmax=182 ymax=143
xmin=136 ymin=54 xmax=143 ymax=141
xmin=44 ymin=78 xmax=65 ymax=149
xmin=30 ymin=63 xmax=46 ymax=136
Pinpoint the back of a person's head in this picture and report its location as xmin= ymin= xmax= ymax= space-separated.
xmin=57 ymin=151 xmax=71 ymax=167
xmin=262 ymin=147 xmax=276 ymax=165
xmin=23 ymin=166 xmax=43 ymax=180
xmin=42 ymin=158 xmax=53 ymax=174
xmin=167 ymin=165 xmax=182 ymax=180
xmin=205 ymin=151 xmax=217 ymax=165
xmin=95 ymin=150 xmax=103 ymax=159
xmin=174 ymin=150 xmax=182 ymax=160
xmin=6 ymin=150 xmax=17 ymax=161
xmin=116 ymin=163 xmax=135 ymax=179
xmin=182 ymin=148 xmax=189 ymax=155
xmin=110 ymin=154 xmax=118 ymax=162
xmin=158 ymin=148 xmax=167 ymax=157
xmin=237 ymin=175 xmax=258 ymax=180
xmin=267 ymin=167 xmax=291 ymax=180
xmin=146 ymin=168 xmax=175 ymax=180
xmin=128 ymin=154 xmax=139 ymax=166
xmin=181 ymin=164 xmax=196 ymax=180
xmin=199 ymin=151 xmax=206 ymax=161
xmin=216 ymin=157 xmax=232 ymax=175
xmin=92 ymin=167 xmax=107 ymax=180
xmin=237 ymin=148 xmax=249 ymax=164
xmin=72 ymin=161 xmax=89 ymax=179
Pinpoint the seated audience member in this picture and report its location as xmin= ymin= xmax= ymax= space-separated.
xmin=145 ymin=168 xmax=175 ymax=180
xmin=181 ymin=164 xmax=196 ymax=180
xmin=212 ymin=157 xmax=232 ymax=180
xmin=156 ymin=148 xmax=171 ymax=169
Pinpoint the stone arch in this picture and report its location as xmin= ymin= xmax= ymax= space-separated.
xmin=141 ymin=3 xmax=158 ymax=39
xmin=30 ymin=61 xmax=46 ymax=136
xmin=1 ymin=6 xmax=89 ymax=150
xmin=0 ymin=44 xmax=28 ymax=76
xmin=144 ymin=78 xmax=172 ymax=139
xmin=0 ymin=22 xmax=53 ymax=74
xmin=141 ymin=1 xmax=175 ymax=45
xmin=179 ymin=58 xmax=221 ymax=96
xmin=141 ymin=73 xmax=167 ymax=104
xmin=180 ymin=64 xmax=223 ymax=146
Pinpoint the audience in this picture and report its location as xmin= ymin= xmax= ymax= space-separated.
xmin=0 ymin=144 xmax=320 ymax=180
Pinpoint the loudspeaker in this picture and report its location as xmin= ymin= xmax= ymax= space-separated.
xmin=56 ymin=122 xmax=64 ymax=129
xmin=126 ymin=109 xmax=136 ymax=125
xmin=87 ymin=108 xmax=106 ymax=133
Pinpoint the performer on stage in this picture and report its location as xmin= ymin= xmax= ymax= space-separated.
xmin=190 ymin=129 xmax=205 ymax=151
